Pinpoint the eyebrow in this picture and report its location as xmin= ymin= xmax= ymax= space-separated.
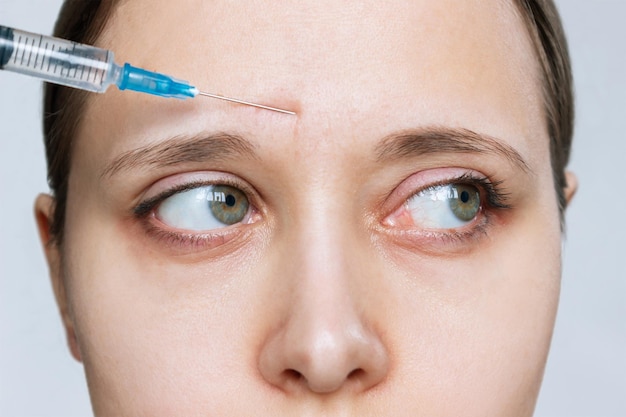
xmin=375 ymin=127 xmax=531 ymax=173
xmin=102 ymin=126 xmax=529 ymax=178
xmin=102 ymin=133 xmax=257 ymax=179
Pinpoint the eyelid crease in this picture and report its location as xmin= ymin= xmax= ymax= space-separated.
xmin=101 ymin=133 xmax=258 ymax=180
xmin=375 ymin=126 xmax=532 ymax=175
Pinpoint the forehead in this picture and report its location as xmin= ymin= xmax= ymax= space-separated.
xmin=101 ymin=0 xmax=536 ymax=83
xmin=88 ymin=0 xmax=543 ymax=159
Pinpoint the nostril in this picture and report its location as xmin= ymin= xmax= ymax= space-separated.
xmin=282 ymin=368 xmax=366 ymax=385
xmin=284 ymin=369 xmax=303 ymax=381
xmin=347 ymin=368 xmax=364 ymax=380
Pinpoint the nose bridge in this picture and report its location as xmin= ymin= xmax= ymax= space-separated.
xmin=289 ymin=175 xmax=362 ymax=317
xmin=292 ymin=201 xmax=359 ymax=338
xmin=279 ymin=147 xmax=354 ymax=273
xmin=258 ymin=178 xmax=390 ymax=394
xmin=299 ymin=196 xmax=352 ymax=291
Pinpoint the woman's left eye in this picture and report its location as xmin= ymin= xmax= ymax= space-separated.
xmin=156 ymin=184 xmax=250 ymax=231
xmin=399 ymin=183 xmax=482 ymax=229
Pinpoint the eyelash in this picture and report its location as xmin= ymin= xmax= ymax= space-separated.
xmin=424 ymin=173 xmax=511 ymax=210
xmin=134 ymin=181 xmax=219 ymax=217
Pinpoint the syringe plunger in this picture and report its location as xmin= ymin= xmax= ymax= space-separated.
xmin=0 ymin=25 xmax=119 ymax=93
xmin=0 ymin=25 xmax=196 ymax=99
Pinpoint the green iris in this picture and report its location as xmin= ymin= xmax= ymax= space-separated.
xmin=448 ymin=184 xmax=480 ymax=221
xmin=209 ymin=185 xmax=249 ymax=225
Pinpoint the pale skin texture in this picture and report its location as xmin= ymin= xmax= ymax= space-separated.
xmin=36 ymin=0 xmax=577 ymax=415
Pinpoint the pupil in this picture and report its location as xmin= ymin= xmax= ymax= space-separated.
xmin=225 ymin=194 xmax=236 ymax=207
xmin=460 ymin=190 xmax=470 ymax=203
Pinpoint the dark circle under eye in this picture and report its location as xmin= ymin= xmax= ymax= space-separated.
xmin=448 ymin=184 xmax=480 ymax=221
xmin=208 ymin=185 xmax=249 ymax=225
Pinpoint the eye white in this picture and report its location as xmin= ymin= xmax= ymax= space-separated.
xmin=406 ymin=185 xmax=474 ymax=229
xmin=157 ymin=186 xmax=228 ymax=231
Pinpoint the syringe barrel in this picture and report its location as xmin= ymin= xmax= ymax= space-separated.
xmin=0 ymin=25 xmax=117 ymax=93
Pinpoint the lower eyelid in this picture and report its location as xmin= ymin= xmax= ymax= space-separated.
xmin=139 ymin=214 xmax=253 ymax=253
xmin=380 ymin=209 xmax=495 ymax=254
xmin=136 ymin=205 xmax=263 ymax=250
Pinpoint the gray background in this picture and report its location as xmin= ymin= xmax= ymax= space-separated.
xmin=1 ymin=0 xmax=624 ymax=416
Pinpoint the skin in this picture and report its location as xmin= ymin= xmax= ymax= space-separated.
xmin=36 ymin=0 xmax=577 ymax=415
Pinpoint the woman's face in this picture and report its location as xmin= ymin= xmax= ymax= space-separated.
xmin=37 ymin=0 xmax=570 ymax=415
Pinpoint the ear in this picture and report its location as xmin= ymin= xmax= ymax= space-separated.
xmin=564 ymin=171 xmax=578 ymax=207
xmin=34 ymin=194 xmax=82 ymax=362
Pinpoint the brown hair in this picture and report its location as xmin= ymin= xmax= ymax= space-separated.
xmin=515 ymin=0 xmax=574 ymax=216
xmin=42 ymin=0 xmax=574 ymax=242
xmin=43 ymin=0 xmax=119 ymax=241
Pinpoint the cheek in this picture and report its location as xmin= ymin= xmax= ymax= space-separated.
xmin=381 ymin=206 xmax=562 ymax=414
xmin=61 ymin=198 xmax=267 ymax=414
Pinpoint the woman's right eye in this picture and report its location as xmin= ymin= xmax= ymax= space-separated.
xmin=156 ymin=184 xmax=251 ymax=231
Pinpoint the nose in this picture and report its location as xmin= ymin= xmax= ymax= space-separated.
xmin=258 ymin=311 xmax=390 ymax=394
xmin=257 ymin=219 xmax=390 ymax=395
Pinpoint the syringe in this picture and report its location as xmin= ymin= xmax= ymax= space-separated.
xmin=0 ymin=25 xmax=295 ymax=115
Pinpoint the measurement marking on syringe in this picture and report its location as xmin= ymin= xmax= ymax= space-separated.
xmin=70 ymin=44 xmax=78 ymax=80
xmin=26 ymin=39 xmax=35 ymax=68
xmin=19 ymin=36 xmax=28 ymax=66
xmin=79 ymin=59 xmax=86 ymax=80
xmin=98 ymin=62 xmax=105 ymax=85
xmin=53 ymin=46 xmax=60 ymax=75
xmin=80 ymin=65 xmax=89 ymax=81
xmin=15 ymin=35 xmax=24 ymax=65
xmin=34 ymin=35 xmax=43 ymax=69
xmin=47 ymin=43 xmax=54 ymax=72
xmin=97 ymin=63 xmax=104 ymax=84
xmin=59 ymin=51 xmax=66 ymax=78
xmin=87 ymin=66 xmax=94 ymax=84
xmin=26 ymin=38 xmax=35 ymax=68
xmin=19 ymin=37 xmax=26 ymax=65
xmin=13 ymin=35 xmax=19 ymax=64
xmin=41 ymin=42 xmax=49 ymax=71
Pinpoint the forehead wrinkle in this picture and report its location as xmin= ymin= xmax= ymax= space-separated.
xmin=375 ymin=127 xmax=531 ymax=174
xmin=101 ymin=133 xmax=257 ymax=179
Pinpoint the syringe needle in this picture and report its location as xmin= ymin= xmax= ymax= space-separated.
xmin=197 ymin=91 xmax=296 ymax=115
